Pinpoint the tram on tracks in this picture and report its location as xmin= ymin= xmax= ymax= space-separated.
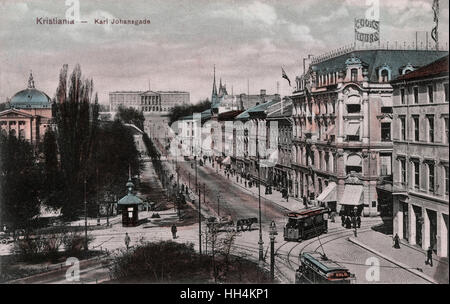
xmin=283 ymin=207 xmax=330 ymax=242
xmin=295 ymin=252 xmax=355 ymax=284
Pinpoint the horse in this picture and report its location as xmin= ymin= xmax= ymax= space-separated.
xmin=236 ymin=217 xmax=258 ymax=231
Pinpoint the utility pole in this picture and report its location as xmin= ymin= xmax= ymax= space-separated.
xmin=198 ymin=181 xmax=202 ymax=255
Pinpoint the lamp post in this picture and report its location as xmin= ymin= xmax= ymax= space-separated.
xmin=353 ymin=206 xmax=358 ymax=237
xmin=269 ymin=221 xmax=278 ymax=282
xmin=257 ymin=120 xmax=264 ymax=262
xmin=84 ymin=178 xmax=88 ymax=253
xmin=216 ymin=192 xmax=220 ymax=217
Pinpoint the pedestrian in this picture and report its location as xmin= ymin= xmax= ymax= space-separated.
xmin=341 ymin=214 xmax=345 ymax=227
xmin=426 ymin=246 xmax=433 ymax=266
xmin=124 ymin=232 xmax=131 ymax=250
xmin=357 ymin=216 xmax=361 ymax=228
xmin=393 ymin=233 xmax=400 ymax=249
xmin=171 ymin=224 xmax=177 ymax=239
xmin=345 ymin=217 xmax=351 ymax=229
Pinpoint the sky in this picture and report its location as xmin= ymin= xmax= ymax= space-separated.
xmin=0 ymin=0 xmax=448 ymax=105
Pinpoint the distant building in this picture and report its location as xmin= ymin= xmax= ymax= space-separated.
xmin=0 ymin=72 xmax=53 ymax=143
xmin=109 ymin=90 xmax=189 ymax=114
xmin=390 ymin=55 xmax=449 ymax=257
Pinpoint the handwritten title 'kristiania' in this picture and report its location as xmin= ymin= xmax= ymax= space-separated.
xmin=36 ymin=17 xmax=151 ymax=25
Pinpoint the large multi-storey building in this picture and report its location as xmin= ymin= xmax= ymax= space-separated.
xmin=109 ymin=90 xmax=189 ymax=113
xmin=290 ymin=49 xmax=446 ymax=217
xmin=390 ymin=55 xmax=448 ymax=257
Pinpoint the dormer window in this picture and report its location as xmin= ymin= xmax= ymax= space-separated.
xmin=378 ymin=65 xmax=391 ymax=83
xmin=381 ymin=69 xmax=389 ymax=82
xmin=351 ymin=69 xmax=358 ymax=82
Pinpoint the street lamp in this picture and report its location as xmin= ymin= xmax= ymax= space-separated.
xmin=269 ymin=221 xmax=278 ymax=282
xmin=84 ymin=178 xmax=88 ymax=253
xmin=353 ymin=206 xmax=358 ymax=237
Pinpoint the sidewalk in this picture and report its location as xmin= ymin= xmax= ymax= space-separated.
xmin=348 ymin=230 xmax=449 ymax=284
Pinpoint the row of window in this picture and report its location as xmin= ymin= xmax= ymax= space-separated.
xmin=400 ymin=83 xmax=449 ymax=104
xmin=399 ymin=158 xmax=449 ymax=196
xmin=398 ymin=115 xmax=448 ymax=144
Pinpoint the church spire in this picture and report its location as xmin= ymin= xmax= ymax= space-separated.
xmin=212 ymin=65 xmax=217 ymax=97
xmin=28 ymin=70 xmax=35 ymax=89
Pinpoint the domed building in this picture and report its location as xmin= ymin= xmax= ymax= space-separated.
xmin=0 ymin=71 xmax=54 ymax=143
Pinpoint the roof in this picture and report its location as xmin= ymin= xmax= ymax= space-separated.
xmin=302 ymin=252 xmax=348 ymax=273
xmin=286 ymin=206 xmax=329 ymax=219
xmin=235 ymin=99 xmax=278 ymax=120
xmin=218 ymin=110 xmax=243 ymax=121
xmin=313 ymin=50 xmax=447 ymax=83
xmin=267 ymin=101 xmax=293 ymax=118
xmin=393 ymin=55 xmax=449 ymax=82
xmin=179 ymin=109 xmax=212 ymax=122
xmin=10 ymin=88 xmax=51 ymax=108
xmin=117 ymin=179 xmax=143 ymax=206
xmin=118 ymin=193 xmax=143 ymax=206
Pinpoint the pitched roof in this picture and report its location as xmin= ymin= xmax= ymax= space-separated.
xmin=235 ymin=100 xmax=278 ymax=120
xmin=313 ymin=50 xmax=447 ymax=83
xmin=393 ymin=55 xmax=449 ymax=82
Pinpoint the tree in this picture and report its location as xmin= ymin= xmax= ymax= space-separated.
xmin=41 ymin=129 xmax=64 ymax=210
xmin=0 ymin=134 xmax=41 ymax=230
xmin=53 ymin=64 xmax=99 ymax=219
xmin=116 ymin=105 xmax=145 ymax=131
xmin=92 ymin=120 xmax=143 ymax=200
xmin=168 ymin=99 xmax=211 ymax=126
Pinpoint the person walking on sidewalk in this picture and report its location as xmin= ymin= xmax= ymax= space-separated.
xmin=171 ymin=224 xmax=178 ymax=239
xmin=393 ymin=233 xmax=400 ymax=249
xmin=124 ymin=232 xmax=130 ymax=251
xmin=426 ymin=246 xmax=433 ymax=266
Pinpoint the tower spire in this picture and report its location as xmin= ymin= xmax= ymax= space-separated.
xmin=28 ymin=70 xmax=35 ymax=89
xmin=212 ymin=65 xmax=217 ymax=97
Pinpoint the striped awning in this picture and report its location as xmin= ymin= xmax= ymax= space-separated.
xmin=340 ymin=184 xmax=363 ymax=206
xmin=316 ymin=182 xmax=337 ymax=202
xmin=346 ymin=123 xmax=360 ymax=136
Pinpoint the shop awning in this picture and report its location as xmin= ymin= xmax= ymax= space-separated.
xmin=346 ymin=123 xmax=360 ymax=136
xmin=316 ymin=182 xmax=337 ymax=202
xmin=222 ymin=156 xmax=231 ymax=165
xmin=325 ymin=125 xmax=335 ymax=136
xmin=340 ymin=184 xmax=363 ymax=206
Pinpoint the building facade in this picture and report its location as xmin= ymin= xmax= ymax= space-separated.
xmin=290 ymin=50 xmax=447 ymax=216
xmin=391 ymin=55 xmax=449 ymax=257
xmin=0 ymin=72 xmax=53 ymax=143
xmin=109 ymin=90 xmax=189 ymax=114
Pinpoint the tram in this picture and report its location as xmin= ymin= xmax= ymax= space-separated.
xmin=295 ymin=252 xmax=355 ymax=284
xmin=283 ymin=207 xmax=330 ymax=242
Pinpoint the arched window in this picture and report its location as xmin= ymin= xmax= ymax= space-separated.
xmin=346 ymin=154 xmax=362 ymax=174
xmin=379 ymin=66 xmax=391 ymax=83
xmin=381 ymin=69 xmax=389 ymax=82
xmin=351 ymin=69 xmax=358 ymax=82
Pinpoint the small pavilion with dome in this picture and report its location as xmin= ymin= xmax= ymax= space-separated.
xmin=117 ymin=174 xmax=143 ymax=227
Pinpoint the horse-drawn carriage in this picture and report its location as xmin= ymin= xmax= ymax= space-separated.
xmin=206 ymin=216 xmax=258 ymax=233
xmin=206 ymin=216 xmax=234 ymax=232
